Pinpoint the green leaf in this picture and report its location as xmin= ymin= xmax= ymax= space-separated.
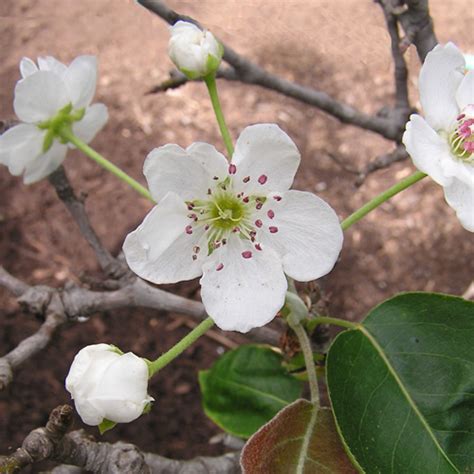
xmin=98 ymin=418 xmax=117 ymax=435
xmin=241 ymin=400 xmax=356 ymax=473
xmin=199 ymin=344 xmax=303 ymax=438
xmin=327 ymin=292 xmax=474 ymax=473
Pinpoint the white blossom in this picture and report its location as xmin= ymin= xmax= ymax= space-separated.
xmin=65 ymin=344 xmax=153 ymax=426
xmin=123 ymin=124 xmax=343 ymax=333
xmin=0 ymin=55 xmax=108 ymax=184
xmin=403 ymin=43 xmax=474 ymax=231
xmin=168 ymin=21 xmax=223 ymax=78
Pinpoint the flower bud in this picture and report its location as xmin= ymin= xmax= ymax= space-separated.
xmin=65 ymin=344 xmax=153 ymax=426
xmin=168 ymin=21 xmax=223 ymax=79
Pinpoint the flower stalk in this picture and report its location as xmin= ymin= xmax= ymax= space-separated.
xmin=59 ymin=126 xmax=154 ymax=202
xmin=204 ymin=74 xmax=234 ymax=157
xmin=148 ymin=317 xmax=215 ymax=377
xmin=341 ymin=170 xmax=426 ymax=231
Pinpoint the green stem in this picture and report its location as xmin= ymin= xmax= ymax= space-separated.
xmin=148 ymin=317 xmax=214 ymax=377
xmin=59 ymin=127 xmax=154 ymax=202
xmin=341 ymin=171 xmax=426 ymax=231
xmin=204 ymin=75 xmax=234 ymax=157
xmin=290 ymin=321 xmax=320 ymax=406
xmin=310 ymin=316 xmax=358 ymax=329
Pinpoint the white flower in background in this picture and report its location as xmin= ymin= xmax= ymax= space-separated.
xmin=123 ymin=124 xmax=343 ymax=333
xmin=65 ymin=344 xmax=153 ymax=426
xmin=403 ymin=43 xmax=474 ymax=231
xmin=168 ymin=21 xmax=223 ymax=79
xmin=0 ymin=55 xmax=108 ymax=184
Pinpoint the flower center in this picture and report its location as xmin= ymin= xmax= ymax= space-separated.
xmin=449 ymin=105 xmax=474 ymax=162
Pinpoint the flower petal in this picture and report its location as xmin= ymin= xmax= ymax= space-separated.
xmin=72 ymin=103 xmax=108 ymax=144
xmin=0 ymin=123 xmax=44 ymax=175
xmin=37 ymin=56 xmax=68 ymax=75
xmin=63 ymin=55 xmax=98 ymax=109
xmin=123 ymin=192 xmax=206 ymax=284
xmin=143 ymin=143 xmax=226 ymax=202
xmin=91 ymin=353 xmax=150 ymax=423
xmin=402 ymin=114 xmax=452 ymax=186
xmin=232 ymin=124 xmax=300 ymax=195
xmin=19 ymin=57 xmax=38 ymax=78
xmin=23 ymin=141 xmax=68 ymax=184
xmin=200 ymin=238 xmax=287 ymax=333
xmin=443 ymin=178 xmax=474 ymax=232
xmin=14 ymin=70 xmax=70 ymax=123
xmin=257 ymin=190 xmax=343 ymax=281
xmin=419 ymin=42 xmax=465 ymax=131
xmin=73 ymin=398 xmax=105 ymax=426
xmin=456 ymin=70 xmax=474 ymax=111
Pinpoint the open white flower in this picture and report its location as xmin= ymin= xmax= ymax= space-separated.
xmin=65 ymin=344 xmax=153 ymax=426
xmin=168 ymin=21 xmax=223 ymax=79
xmin=123 ymin=124 xmax=343 ymax=333
xmin=0 ymin=55 xmax=108 ymax=184
xmin=403 ymin=43 xmax=474 ymax=231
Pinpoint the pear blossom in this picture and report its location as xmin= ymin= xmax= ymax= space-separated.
xmin=403 ymin=43 xmax=474 ymax=231
xmin=0 ymin=55 xmax=108 ymax=184
xmin=123 ymin=124 xmax=343 ymax=333
xmin=168 ymin=21 xmax=223 ymax=79
xmin=65 ymin=344 xmax=153 ymax=426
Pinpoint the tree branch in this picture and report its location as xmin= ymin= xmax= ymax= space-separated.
xmin=138 ymin=0 xmax=405 ymax=141
xmin=48 ymin=166 xmax=126 ymax=278
xmin=0 ymin=266 xmax=280 ymax=389
xmin=0 ymin=405 xmax=241 ymax=474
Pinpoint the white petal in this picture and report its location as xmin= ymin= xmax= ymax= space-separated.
xmin=19 ymin=57 xmax=38 ymax=78
xmin=37 ymin=56 xmax=68 ymax=75
xmin=456 ymin=70 xmax=474 ymax=111
xmin=402 ymin=114 xmax=452 ymax=186
xmin=186 ymin=142 xmax=228 ymax=179
xmin=232 ymin=124 xmax=300 ymax=195
xmin=63 ymin=55 xmax=98 ymax=109
xmin=74 ymin=398 xmax=105 ymax=426
xmin=419 ymin=42 xmax=465 ymax=131
xmin=72 ymin=103 xmax=108 ymax=144
xmin=200 ymin=238 xmax=287 ymax=333
xmin=90 ymin=353 xmax=150 ymax=423
xmin=14 ymin=70 xmax=70 ymax=123
xmin=123 ymin=192 xmax=205 ymax=284
xmin=443 ymin=178 xmax=474 ymax=232
xmin=143 ymin=143 xmax=226 ymax=202
xmin=256 ymin=190 xmax=343 ymax=281
xmin=0 ymin=124 xmax=44 ymax=175
xmin=440 ymin=156 xmax=474 ymax=188
xmin=23 ymin=141 xmax=68 ymax=184
xmin=65 ymin=344 xmax=117 ymax=396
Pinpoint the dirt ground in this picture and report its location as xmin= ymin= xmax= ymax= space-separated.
xmin=0 ymin=0 xmax=473 ymax=467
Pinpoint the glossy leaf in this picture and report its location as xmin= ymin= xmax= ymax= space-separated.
xmin=241 ymin=400 xmax=356 ymax=473
xmin=199 ymin=344 xmax=303 ymax=438
xmin=327 ymin=292 xmax=474 ymax=474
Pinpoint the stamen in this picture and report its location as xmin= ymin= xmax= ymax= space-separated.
xmin=267 ymin=209 xmax=275 ymax=219
xmin=269 ymin=226 xmax=279 ymax=233
xmin=256 ymin=202 xmax=263 ymax=210
xmin=213 ymin=176 xmax=219 ymax=180
xmin=255 ymin=243 xmax=262 ymax=251
xmin=255 ymin=219 xmax=263 ymax=228
xmin=273 ymin=195 xmax=282 ymax=201
xmin=243 ymin=176 xmax=250 ymax=183
xmin=216 ymin=263 xmax=224 ymax=271
xmin=258 ymin=174 xmax=268 ymax=185
xmin=243 ymin=196 xmax=249 ymax=203
xmin=192 ymin=254 xmax=198 ymax=261
xmin=185 ymin=225 xmax=193 ymax=235
xmin=193 ymin=245 xmax=200 ymax=254
xmin=242 ymin=251 xmax=252 ymax=259
xmin=229 ymin=164 xmax=237 ymax=174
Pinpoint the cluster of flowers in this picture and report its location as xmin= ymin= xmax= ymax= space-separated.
xmin=0 ymin=20 xmax=472 ymax=427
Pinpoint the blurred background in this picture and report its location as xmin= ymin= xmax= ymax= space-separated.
xmin=0 ymin=0 xmax=473 ymax=462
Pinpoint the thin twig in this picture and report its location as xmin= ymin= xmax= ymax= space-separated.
xmin=48 ymin=166 xmax=127 ymax=278
xmin=138 ymin=0 xmax=405 ymax=140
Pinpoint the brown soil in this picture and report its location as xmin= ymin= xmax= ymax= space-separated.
xmin=1 ymin=0 xmax=473 ymax=469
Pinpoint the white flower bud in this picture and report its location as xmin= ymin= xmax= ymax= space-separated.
xmin=168 ymin=21 xmax=223 ymax=79
xmin=65 ymin=344 xmax=153 ymax=426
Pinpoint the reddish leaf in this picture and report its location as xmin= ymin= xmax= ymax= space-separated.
xmin=241 ymin=400 xmax=355 ymax=474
